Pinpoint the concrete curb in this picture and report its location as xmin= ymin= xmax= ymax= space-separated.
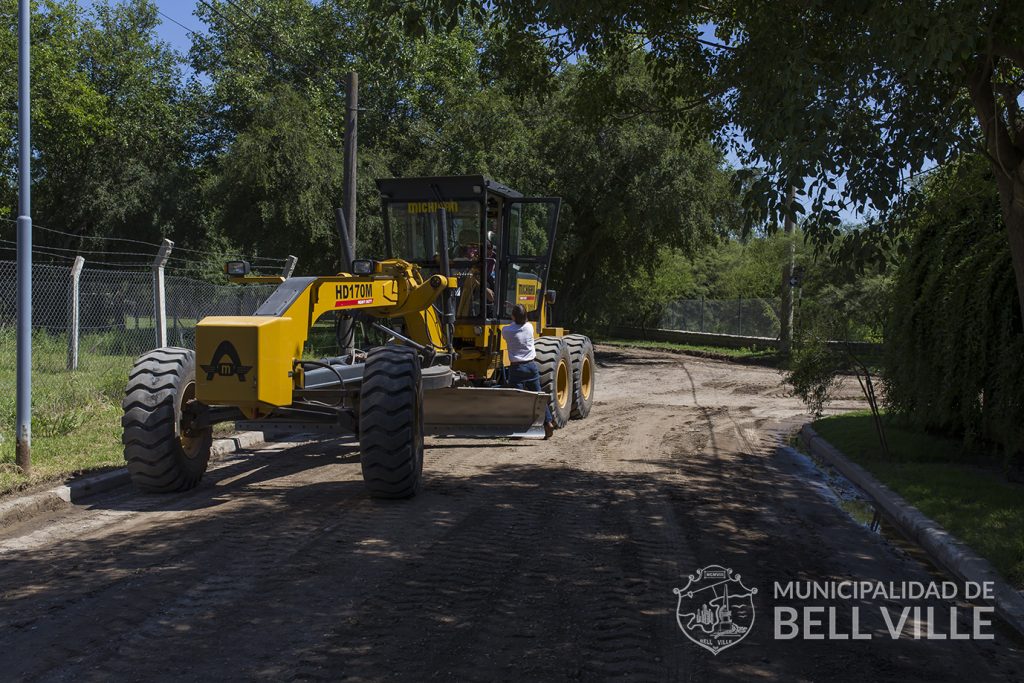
xmin=799 ymin=424 xmax=1024 ymax=638
xmin=0 ymin=430 xmax=270 ymax=531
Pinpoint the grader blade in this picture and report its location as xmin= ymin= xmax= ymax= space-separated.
xmin=423 ymin=387 xmax=547 ymax=439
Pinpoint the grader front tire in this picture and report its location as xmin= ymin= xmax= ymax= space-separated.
xmin=121 ymin=348 xmax=212 ymax=493
xmin=358 ymin=345 xmax=425 ymax=499
xmin=535 ymin=337 xmax=572 ymax=429
xmin=565 ymin=334 xmax=595 ymax=419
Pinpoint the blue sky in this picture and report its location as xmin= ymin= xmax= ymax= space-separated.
xmin=80 ymin=0 xmax=204 ymax=56
xmin=150 ymin=1 xmax=204 ymax=54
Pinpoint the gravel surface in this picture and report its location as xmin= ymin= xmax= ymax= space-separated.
xmin=1 ymin=346 xmax=1021 ymax=681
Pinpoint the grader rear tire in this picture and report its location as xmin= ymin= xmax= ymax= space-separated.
xmin=121 ymin=347 xmax=212 ymax=493
xmin=565 ymin=334 xmax=595 ymax=419
xmin=358 ymin=345 xmax=424 ymax=499
xmin=535 ymin=337 xmax=572 ymax=429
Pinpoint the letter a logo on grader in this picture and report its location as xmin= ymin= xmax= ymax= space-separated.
xmin=201 ymin=340 xmax=252 ymax=382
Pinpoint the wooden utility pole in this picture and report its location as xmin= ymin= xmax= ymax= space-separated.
xmin=343 ymin=71 xmax=358 ymax=254
xmin=340 ymin=72 xmax=358 ymax=357
xmin=779 ymin=186 xmax=796 ymax=354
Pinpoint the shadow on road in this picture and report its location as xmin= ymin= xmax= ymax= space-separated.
xmin=1 ymin=429 xmax=1021 ymax=682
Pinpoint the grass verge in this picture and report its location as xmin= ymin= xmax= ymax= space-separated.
xmin=0 ymin=330 xmax=133 ymax=496
xmin=596 ymin=337 xmax=783 ymax=364
xmin=813 ymin=410 xmax=1024 ymax=589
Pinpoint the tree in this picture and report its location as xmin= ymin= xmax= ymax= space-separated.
xmin=533 ymin=56 xmax=737 ymax=326
xmin=0 ymin=0 xmax=194 ymax=254
xmin=190 ymin=0 xmax=512 ymax=271
xmin=885 ymin=155 xmax=1023 ymax=461
xmin=202 ymin=83 xmax=343 ymax=267
xmin=191 ymin=0 xmax=737 ymax=296
xmin=401 ymin=0 xmax=1024 ymax=321
xmin=0 ymin=0 xmax=205 ymax=266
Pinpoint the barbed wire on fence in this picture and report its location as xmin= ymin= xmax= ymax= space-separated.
xmin=0 ymin=217 xmax=288 ymax=264
xmin=0 ymin=259 xmax=279 ymax=369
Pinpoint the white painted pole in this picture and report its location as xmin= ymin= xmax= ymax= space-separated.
xmin=151 ymin=239 xmax=173 ymax=348
xmin=66 ymin=256 xmax=85 ymax=370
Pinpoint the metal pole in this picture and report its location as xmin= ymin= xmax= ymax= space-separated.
xmin=151 ymin=239 xmax=173 ymax=348
xmin=780 ymin=185 xmax=796 ymax=353
xmin=66 ymin=256 xmax=84 ymax=370
xmin=437 ymin=208 xmax=454 ymax=352
xmin=15 ymin=0 xmax=32 ymax=474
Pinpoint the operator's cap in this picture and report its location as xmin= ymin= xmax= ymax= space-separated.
xmin=487 ymin=230 xmax=497 ymax=245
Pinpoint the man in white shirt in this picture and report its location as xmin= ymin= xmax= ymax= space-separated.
xmin=501 ymin=304 xmax=555 ymax=438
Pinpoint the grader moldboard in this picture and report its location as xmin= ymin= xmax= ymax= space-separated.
xmin=121 ymin=175 xmax=596 ymax=498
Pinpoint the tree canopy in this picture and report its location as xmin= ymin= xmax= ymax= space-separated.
xmin=1 ymin=0 xmax=190 ymax=249
xmin=0 ymin=0 xmax=737 ymax=326
xmin=398 ymin=0 xmax=1024 ymax=318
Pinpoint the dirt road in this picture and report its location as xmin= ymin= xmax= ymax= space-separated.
xmin=2 ymin=346 xmax=1021 ymax=681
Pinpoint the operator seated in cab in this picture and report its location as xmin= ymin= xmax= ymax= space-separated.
xmin=501 ymin=304 xmax=556 ymax=439
xmin=453 ymin=228 xmax=495 ymax=317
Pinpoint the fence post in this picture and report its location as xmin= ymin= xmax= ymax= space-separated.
xmin=281 ymin=254 xmax=298 ymax=279
xmin=737 ymin=296 xmax=743 ymax=335
xmin=66 ymin=255 xmax=85 ymax=370
xmin=151 ymin=239 xmax=173 ymax=348
xmin=700 ymin=296 xmax=705 ymax=332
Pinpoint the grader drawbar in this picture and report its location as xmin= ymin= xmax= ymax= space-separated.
xmin=121 ymin=175 xmax=595 ymax=498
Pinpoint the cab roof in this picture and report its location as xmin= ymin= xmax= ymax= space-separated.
xmin=375 ymin=175 xmax=523 ymax=201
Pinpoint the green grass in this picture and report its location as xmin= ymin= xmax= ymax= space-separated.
xmin=596 ymin=337 xmax=782 ymax=362
xmin=813 ymin=411 xmax=1024 ymax=589
xmin=0 ymin=329 xmax=133 ymax=495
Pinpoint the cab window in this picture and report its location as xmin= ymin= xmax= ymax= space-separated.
xmin=387 ymin=201 xmax=482 ymax=263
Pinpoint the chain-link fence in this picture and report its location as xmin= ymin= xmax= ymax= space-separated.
xmin=658 ymin=297 xmax=781 ymax=338
xmin=0 ymin=259 xmax=278 ymax=370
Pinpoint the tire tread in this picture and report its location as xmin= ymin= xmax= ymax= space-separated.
xmin=121 ymin=347 xmax=212 ymax=493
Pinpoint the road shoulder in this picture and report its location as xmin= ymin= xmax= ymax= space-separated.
xmin=0 ymin=430 xmax=271 ymax=531
xmin=800 ymin=423 xmax=1024 ymax=638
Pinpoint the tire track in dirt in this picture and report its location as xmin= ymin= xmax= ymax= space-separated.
xmin=1 ymin=346 xmax=1022 ymax=682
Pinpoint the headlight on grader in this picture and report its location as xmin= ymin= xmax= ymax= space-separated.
xmin=351 ymin=259 xmax=376 ymax=275
xmin=225 ymin=260 xmax=251 ymax=277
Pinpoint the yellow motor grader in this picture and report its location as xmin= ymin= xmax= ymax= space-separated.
xmin=121 ymin=176 xmax=595 ymax=498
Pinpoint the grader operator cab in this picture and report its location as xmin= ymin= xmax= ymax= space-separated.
xmin=121 ymin=175 xmax=595 ymax=498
